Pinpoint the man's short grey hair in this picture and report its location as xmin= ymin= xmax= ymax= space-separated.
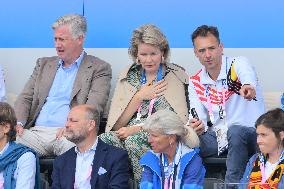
xmin=52 ymin=14 xmax=87 ymax=39
xmin=143 ymin=109 xmax=199 ymax=148
xmin=82 ymin=105 xmax=100 ymax=133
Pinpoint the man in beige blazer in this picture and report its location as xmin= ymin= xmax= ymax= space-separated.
xmin=14 ymin=14 xmax=112 ymax=156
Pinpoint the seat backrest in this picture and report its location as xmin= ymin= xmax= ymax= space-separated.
xmin=128 ymin=178 xmax=138 ymax=189
xmin=203 ymin=178 xmax=224 ymax=189
xmin=41 ymin=174 xmax=50 ymax=189
xmin=263 ymin=92 xmax=281 ymax=110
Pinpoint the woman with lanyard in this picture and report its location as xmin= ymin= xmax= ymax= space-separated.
xmin=100 ymin=24 xmax=189 ymax=183
xmin=140 ymin=109 xmax=204 ymax=189
xmin=0 ymin=102 xmax=40 ymax=189
xmin=240 ymin=108 xmax=284 ymax=188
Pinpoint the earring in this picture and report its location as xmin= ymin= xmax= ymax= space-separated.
xmin=136 ymin=58 xmax=140 ymax=64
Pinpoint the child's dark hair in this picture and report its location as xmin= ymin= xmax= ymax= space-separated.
xmin=255 ymin=108 xmax=284 ymax=146
xmin=0 ymin=102 xmax=17 ymax=141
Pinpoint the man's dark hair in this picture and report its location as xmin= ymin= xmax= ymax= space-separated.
xmin=0 ymin=102 xmax=17 ymax=141
xmin=191 ymin=25 xmax=220 ymax=46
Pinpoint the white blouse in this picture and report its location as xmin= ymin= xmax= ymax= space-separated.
xmin=264 ymin=161 xmax=278 ymax=181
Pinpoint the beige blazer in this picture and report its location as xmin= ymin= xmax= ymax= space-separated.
xmin=106 ymin=63 xmax=189 ymax=132
xmin=15 ymin=52 xmax=112 ymax=129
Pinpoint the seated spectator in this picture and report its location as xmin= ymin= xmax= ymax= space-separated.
xmin=100 ymin=23 xmax=189 ymax=183
xmin=0 ymin=102 xmax=40 ymax=189
xmin=140 ymin=109 xmax=204 ymax=189
xmin=15 ymin=14 xmax=111 ymax=157
xmin=240 ymin=108 xmax=284 ymax=188
xmin=0 ymin=64 xmax=6 ymax=102
xmin=188 ymin=25 xmax=265 ymax=184
xmin=51 ymin=105 xmax=129 ymax=189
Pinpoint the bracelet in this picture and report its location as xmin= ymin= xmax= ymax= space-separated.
xmin=134 ymin=123 xmax=144 ymax=132
xmin=139 ymin=126 xmax=144 ymax=132
xmin=17 ymin=122 xmax=24 ymax=127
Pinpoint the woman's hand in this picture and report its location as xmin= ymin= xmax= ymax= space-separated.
xmin=136 ymin=79 xmax=168 ymax=101
xmin=115 ymin=126 xmax=142 ymax=140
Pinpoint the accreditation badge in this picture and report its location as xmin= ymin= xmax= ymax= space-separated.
xmin=213 ymin=119 xmax=228 ymax=155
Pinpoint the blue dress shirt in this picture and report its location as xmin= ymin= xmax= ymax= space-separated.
xmin=35 ymin=51 xmax=85 ymax=127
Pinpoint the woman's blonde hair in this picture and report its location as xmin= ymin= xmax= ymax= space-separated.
xmin=143 ymin=109 xmax=199 ymax=148
xmin=128 ymin=24 xmax=170 ymax=63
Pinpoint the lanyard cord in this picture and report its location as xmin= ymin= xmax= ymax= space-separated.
xmin=160 ymin=154 xmax=178 ymax=189
xmin=137 ymin=64 xmax=163 ymax=120
xmin=205 ymin=57 xmax=228 ymax=122
xmin=140 ymin=63 xmax=163 ymax=85
xmin=259 ymin=150 xmax=284 ymax=183
xmin=160 ymin=143 xmax=182 ymax=189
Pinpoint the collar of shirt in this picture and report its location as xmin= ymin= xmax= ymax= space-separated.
xmin=0 ymin=143 xmax=9 ymax=155
xmin=200 ymin=55 xmax=228 ymax=85
xmin=74 ymin=138 xmax=98 ymax=189
xmin=58 ymin=50 xmax=85 ymax=69
xmin=75 ymin=137 xmax=98 ymax=155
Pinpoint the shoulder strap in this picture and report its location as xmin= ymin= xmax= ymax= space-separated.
xmin=184 ymin=83 xmax=190 ymax=115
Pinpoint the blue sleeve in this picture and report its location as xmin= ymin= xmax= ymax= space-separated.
xmin=182 ymin=155 xmax=205 ymax=189
xmin=140 ymin=166 xmax=154 ymax=189
xmin=239 ymin=154 xmax=257 ymax=189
